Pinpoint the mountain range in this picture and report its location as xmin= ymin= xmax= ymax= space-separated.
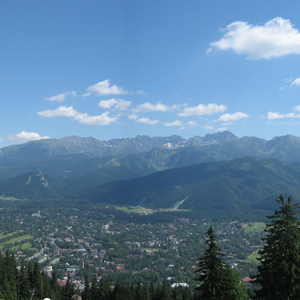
xmin=1 ymin=131 xmax=300 ymax=211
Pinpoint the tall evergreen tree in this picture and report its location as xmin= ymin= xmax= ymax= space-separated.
xmin=254 ymin=195 xmax=300 ymax=300
xmin=19 ymin=259 xmax=31 ymax=300
xmin=160 ymin=282 xmax=172 ymax=300
xmin=2 ymin=251 xmax=18 ymax=300
xmin=63 ymin=276 xmax=75 ymax=300
xmin=82 ymin=276 xmax=91 ymax=300
xmin=50 ymin=271 xmax=62 ymax=300
xmin=33 ymin=261 xmax=43 ymax=300
xmin=194 ymin=226 xmax=244 ymax=300
xmin=91 ymin=276 xmax=99 ymax=300
xmin=99 ymin=278 xmax=112 ymax=300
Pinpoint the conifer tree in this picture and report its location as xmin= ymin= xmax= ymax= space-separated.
xmin=50 ymin=271 xmax=61 ymax=300
xmin=99 ymin=278 xmax=112 ymax=300
xmin=42 ymin=271 xmax=52 ymax=300
xmin=141 ymin=282 xmax=151 ymax=300
xmin=33 ymin=261 xmax=43 ymax=300
xmin=82 ymin=276 xmax=91 ymax=300
xmin=161 ymin=282 xmax=172 ymax=300
xmin=254 ymin=195 xmax=300 ymax=300
xmin=63 ymin=276 xmax=75 ymax=300
xmin=91 ymin=276 xmax=99 ymax=300
xmin=194 ymin=226 xmax=227 ymax=299
xmin=19 ymin=259 xmax=31 ymax=300
xmin=2 ymin=251 xmax=18 ymax=300
xmin=194 ymin=226 xmax=246 ymax=300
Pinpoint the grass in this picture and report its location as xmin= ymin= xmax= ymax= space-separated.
xmin=115 ymin=205 xmax=190 ymax=213
xmin=115 ymin=206 xmax=155 ymax=213
xmin=11 ymin=242 xmax=35 ymax=251
xmin=245 ymin=249 xmax=261 ymax=264
xmin=26 ymin=176 xmax=32 ymax=185
xmin=0 ymin=230 xmax=23 ymax=239
xmin=0 ymin=234 xmax=33 ymax=248
xmin=243 ymin=222 xmax=266 ymax=233
xmin=0 ymin=195 xmax=28 ymax=201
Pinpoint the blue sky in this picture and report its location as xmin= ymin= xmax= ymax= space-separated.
xmin=2 ymin=1 xmax=300 ymax=146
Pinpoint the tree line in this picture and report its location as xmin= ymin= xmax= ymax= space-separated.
xmin=1 ymin=194 xmax=299 ymax=299
xmin=194 ymin=194 xmax=300 ymax=300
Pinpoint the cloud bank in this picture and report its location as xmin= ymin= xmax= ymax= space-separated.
xmin=84 ymin=80 xmax=129 ymax=97
xmin=44 ymin=91 xmax=76 ymax=102
xmin=209 ymin=17 xmax=300 ymax=59
xmin=178 ymin=103 xmax=227 ymax=117
xmin=38 ymin=106 xmax=117 ymax=125
xmin=8 ymin=131 xmax=50 ymax=142
xmin=98 ymin=98 xmax=131 ymax=111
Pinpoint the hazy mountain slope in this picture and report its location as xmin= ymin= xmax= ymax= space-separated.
xmin=0 ymin=132 xmax=238 ymax=161
xmin=64 ymin=154 xmax=160 ymax=191
xmin=70 ymin=157 xmax=300 ymax=211
xmin=0 ymin=171 xmax=72 ymax=200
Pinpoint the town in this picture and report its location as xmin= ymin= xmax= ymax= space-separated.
xmin=0 ymin=200 xmax=264 ymax=291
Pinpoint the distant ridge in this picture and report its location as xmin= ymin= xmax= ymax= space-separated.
xmin=70 ymin=156 xmax=300 ymax=211
xmin=0 ymin=131 xmax=238 ymax=160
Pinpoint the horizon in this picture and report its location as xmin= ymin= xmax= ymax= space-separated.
xmin=0 ymin=130 xmax=297 ymax=149
xmin=2 ymin=1 xmax=300 ymax=147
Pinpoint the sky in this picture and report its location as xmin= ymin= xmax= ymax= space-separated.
xmin=2 ymin=1 xmax=300 ymax=147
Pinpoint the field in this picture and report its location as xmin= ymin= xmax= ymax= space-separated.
xmin=115 ymin=206 xmax=155 ymax=214
xmin=0 ymin=233 xmax=33 ymax=249
xmin=11 ymin=242 xmax=34 ymax=251
xmin=243 ymin=222 xmax=265 ymax=233
xmin=245 ymin=249 xmax=261 ymax=264
xmin=0 ymin=195 xmax=27 ymax=201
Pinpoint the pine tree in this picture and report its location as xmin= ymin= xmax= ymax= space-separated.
xmin=161 ymin=282 xmax=172 ymax=300
xmin=42 ymin=271 xmax=52 ymax=300
xmin=2 ymin=251 xmax=18 ymax=300
xmin=19 ymin=259 xmax=31 ymax=300
xmin=63 ymin=276 xmax=75 ymax=300
xmin=33 ymin=261 xmax=43 ymax=300
xmin=99 ymin=278 xmax=112 ymax=300
xmin=254 ymin=195 xmax=300 ymax=300
xmin=50 ymin=271 xmax=61 ymax=300
xmin=222 ymin=266 xmax=248 ymax=300
xmin=82 ymin=276 xmax=91 ymax=300
xmin=91 ymin=276 xmax=99 ymax=300
xmin=194 ymin=226 xmax=242 ymax=300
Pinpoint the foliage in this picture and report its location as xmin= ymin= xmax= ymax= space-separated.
xmin=194 ymin=226 xmax=247 ymax=300
xmin=254 ymin=195 xmax=300 ymax=299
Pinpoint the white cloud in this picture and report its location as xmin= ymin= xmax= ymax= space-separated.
xmin=217 ymin=127 xmax=229 ymax=131
xmin=84 ymin=80 xmax=129 ymax=97
xmin=38 ymin=106 xmax=118 ymax=125
xmin=133 ymin=102 xmax=180 ymax=113
xmin=186 ymin=120 xmax=198 ymax=127
xmin=0 ymin=137 xmax=4 ymax=142
xmin=44 ymin=91 xmax=76 ymax=102
xmin=180 ymin=121 xmax=199 ymax=130
xmin=267 ymin=111 xmax=300 ymax=119
xmin=216 ymin=112 xmax=249 ymax=122
xmin=38 ymin=106 xmax=79 ymax=118
xmin=137 ymin=117 xmax=159 ymax=125
xmin=74 ymin=112 xmax=117 ymax=125
xmin=209 ymin=17 xmax=300 ymax=59
xmin=178 ymin=103 xmax=227 ymax=117
xmin=98 ymin=98 xmax=131 ymax=111
xmin=203 ymin=125 xmax=214 ymax=130
xmin=295 ymin=105 xmax=300 ymax=111
xmin=164 ymin=120 xmax=183 ymax=127
xmin=291 ymin=78 xmax=300 ymax=87
xmin=128 ymin=114 xmax=139 ymax=120
xmin=8 ymin=131 xmax=50 ymax=142
xmin=267 ymin=112 xmax=286 ymax=119
xmin=136 ymin=90 xmax=148 ymax=95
